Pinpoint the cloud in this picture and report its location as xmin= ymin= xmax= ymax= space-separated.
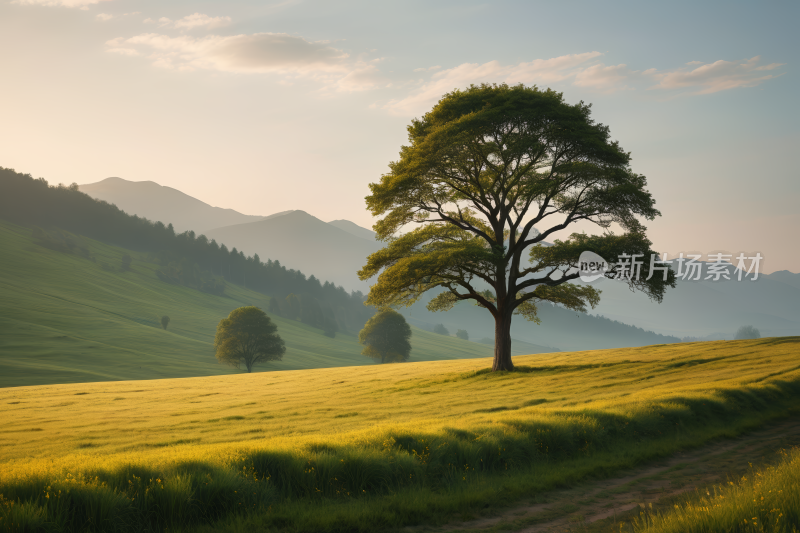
xmin=574 ymin=63 xmax=638 ymax=91
xmin=172 ymin=13 xmax=232 ymax=30
xmin=413 ymin=65 xmax=441 ymax=72
xmin=12 ymin=0 xmax=110 ymax=8
xmin=386 ymin=53 xmax=785 ymax=116
xmin=335 ymin=63 xmax=389 ymax=92
xmin=106 ymin=32 xmax=386 ymax=90
xmin=95 ymin=11 xmax=137 ymax=21
xmin=648 ymin=56 xmax=785 ymax=94
xmin=106 ymin=47 xmax=139 ymax=56
xmin=385 ymin=52 xmax=603 ymax=116
xmin=143 ymin=13 xmax=232 ymax=30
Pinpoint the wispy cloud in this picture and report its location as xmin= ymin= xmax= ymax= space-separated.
xmin=413 ymin=65 xmax=441 ymax=72
xmin=649 ymin=56 xmax=784 ymax=94
xmin=95 ymin=11 xmax=138 ymax=21
xmin=146 ymin=13 xmax=233 ymax=31
xmin=385 ymin=52 xmax=603 ymax=115
xmin=12 ymin=0 xmax=111 ymax=9
xmin=106 ymin=32 xmax=387 ymax=91
xmin=386 ymin=53 xmax=785 ymax=116
xmin=574 ymin=63 xmax=639 ymax=91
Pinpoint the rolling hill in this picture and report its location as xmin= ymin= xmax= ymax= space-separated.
xmin=0 ymin=220 xmax=554 ymax=388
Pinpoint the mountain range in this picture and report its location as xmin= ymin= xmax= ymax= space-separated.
xmin=205 ymin=211 xmax=380 ymax=292
xmin=79 ymin=177 xmax=800 ymax=345
xmin=79 ymin=178 xmax=268 ymax=234
xmin=80 ymin=178 xmax=380 ymax=291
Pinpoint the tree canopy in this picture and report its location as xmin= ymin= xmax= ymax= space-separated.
xmin=358 ymin=308 xmax=412 ymax=364
xmin=214 ymin=306 xmax=285 ymax=373
xmin=359 ymin=83 xmax=675 ymax=371
xmin=734 ymin=325 xmax=761 ymax=340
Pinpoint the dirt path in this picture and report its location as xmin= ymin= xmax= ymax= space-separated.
xmin=426 ymin=416 xmax=800 ymax=533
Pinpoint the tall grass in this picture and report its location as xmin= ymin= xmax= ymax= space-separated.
xmin=2 ymin=376 xmax=799 ymax=532
xmin=632 ymin=447 xmax=800 ymax=533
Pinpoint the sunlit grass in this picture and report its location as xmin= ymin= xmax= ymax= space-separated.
xmin=0 ymin=337 xmax=798 ymax=531
xmin=631 ymin=447 xmax=800 ymax=532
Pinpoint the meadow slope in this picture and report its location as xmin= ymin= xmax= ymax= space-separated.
xmin=1 ymin=337 xmax=798 ymax=532
xmin=0 ymin=221 xmax=547 ymax=388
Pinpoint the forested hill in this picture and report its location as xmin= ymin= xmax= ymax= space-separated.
xmin=0 ymin=167 xmax=373 ymax=333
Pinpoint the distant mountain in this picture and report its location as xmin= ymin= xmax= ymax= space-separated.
xmin=205 ymin=211 xmax=381 ymax=292
xmin=79 ymin=177 xmax=266 ymax=234
xmin=766 ymin=270 xmax=800 ymax=290
xmin=584 ymin=265 xmax=800 ymax=339
xmin=77 ymin=176 xmax=800 ymax=344
xmin=328 ymin=219 xmax=377 ymax=241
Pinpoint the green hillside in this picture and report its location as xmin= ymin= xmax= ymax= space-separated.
xmin=0 ymin=221 xmax=546 ymax=388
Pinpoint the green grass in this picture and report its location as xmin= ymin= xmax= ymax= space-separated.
xmin=0 ymin=336 xmax=799 ymax=532
xmin=630 ymin=447 xmax=800 ymax=532
xmin=0 ymin=220 xmax=518 ymax=388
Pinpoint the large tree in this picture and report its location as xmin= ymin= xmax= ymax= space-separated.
xmin=214 ymin=306 xmax=286 ymax=373
xmin=359 ymin=84 xmax=675 ymax=371
xmin=358 ymin=308 xmax=412 ymax=364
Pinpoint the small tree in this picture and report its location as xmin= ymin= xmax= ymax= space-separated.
xmin=160 ymin=315 xmax=170 ymax=330
xmin=433 ymin=323 xmax=450 ymax=336
xmin=734 ymin=325 xmax=761 ymax=340
xmin=214 ymin=306 xmax=286 ymax=373
xmin=456 ymin=329 xmax=469 ymax=341
xmin=268 ymin=297 xmax=282 ymax=317
xmin=359 ymin=308 xmax=412 ymax=363
xmin=282 ymin=293 xmax=301 ymax=320
xmin=322 ymin=317 xmax=338 ymax=338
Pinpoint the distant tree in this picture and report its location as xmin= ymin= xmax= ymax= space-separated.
xmin=160 ymin=315 xmax=170 ymax=330
xmin=322 ymin=317 xmax=338 ymax=338
xmin=282 ymin=293 xmax=301 ymax=320
xmin=121 ymin=254 xmax=132 ymax=271
xmin=456 ymin=329 xmax=469 ymax=341
xmin=214 ymin=306 xmax=286 ymax=373
xmin=300 ymin=295 xmax=324 ymax=327
xmin=433 ymin=324 xmax=450 ymax=336
xmin=268 ymin=297 xmax=282 ymax=317
xmin=359 ymin=308 xmax=412 ymax=363
xmin=734 ymin=325 xmax=761 ymax=340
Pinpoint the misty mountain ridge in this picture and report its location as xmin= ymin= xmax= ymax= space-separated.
xmin=79 ymin=177 xmax=268 ymax=234
xmin=78 ymin=176 xmax=798 ymax=343
xmin=205 ymin=210 xmax=381 ymax=291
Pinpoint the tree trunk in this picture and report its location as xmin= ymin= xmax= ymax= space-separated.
xmin=492 ymin=312 xmax=514 ymax=371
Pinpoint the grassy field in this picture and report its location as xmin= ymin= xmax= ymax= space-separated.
xmin=0 ymin=220 xmax=547 ymax=388
xmin=1 ymin=337 xmax=798 ymax=532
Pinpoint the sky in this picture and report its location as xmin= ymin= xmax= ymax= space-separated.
xmin=1 ymin=0 xmax=798 ymax=273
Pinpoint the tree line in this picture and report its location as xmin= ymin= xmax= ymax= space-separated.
xmin=0 ymin=167 xmax=374 ymax=333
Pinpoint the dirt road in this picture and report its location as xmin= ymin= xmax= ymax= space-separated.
xmin=430 ymin=416 xmax=800 ymax=533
